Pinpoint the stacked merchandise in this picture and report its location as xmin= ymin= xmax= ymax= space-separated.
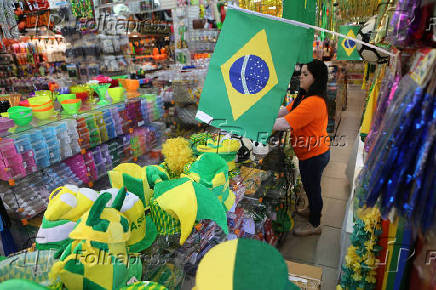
xmin=61 ymin=26 xmax=130 ymax=79
xmin=190 ymin=133 xmax=296 ymax=246
xmin=0 ymin=37 xmax=67 ymax=93
xmin=0 ymin=130 xmax=300 ymax=289
xmin=227 ymin=166 xmax=294 ymax=246
xmin=0 ymin=88 xmax=165 ymax=223
xmin=0 ymin=124 xmax=162 ymax=221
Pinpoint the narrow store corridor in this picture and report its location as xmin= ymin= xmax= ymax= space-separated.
xmin=280 ymin=84 xmax=366 ymax=290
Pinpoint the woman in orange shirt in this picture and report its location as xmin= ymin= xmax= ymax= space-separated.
xmin=273 ymin=59 xmax=330 ymax=236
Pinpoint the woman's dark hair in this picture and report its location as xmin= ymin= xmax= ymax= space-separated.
xmin=291 ymin=59 xmax=328 ymax=111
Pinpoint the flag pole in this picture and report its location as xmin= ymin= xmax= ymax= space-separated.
xmin=227 ymin=4 xmax=395 ymax=57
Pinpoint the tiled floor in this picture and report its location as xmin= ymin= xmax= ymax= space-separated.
xmin=279 ymin=85 xmax=366 ymax=290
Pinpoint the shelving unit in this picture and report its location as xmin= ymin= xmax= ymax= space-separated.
xmin=0 ymin=95 xmax=165 ymax=222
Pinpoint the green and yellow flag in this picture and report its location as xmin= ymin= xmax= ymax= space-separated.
xmin=196 ymin=8 xmax=307 ymax=144
xmin=282 ymin=0 xmax=316 ymax=64
xmin=337 ymin=25 xmax=362 ymax=60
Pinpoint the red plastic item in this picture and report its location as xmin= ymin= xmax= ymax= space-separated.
xmin=110 ymin=79 xmax=119 ymax=88
xmin=19 ymin=100 xmax=30 ymax=107
xmin=75 ymin=92 xmax=89 ymax=103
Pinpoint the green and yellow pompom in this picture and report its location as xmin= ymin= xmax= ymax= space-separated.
xmin=161 ymin=138 xmax=195 ymax=177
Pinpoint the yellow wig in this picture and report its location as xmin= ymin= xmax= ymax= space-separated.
xmin=161 ymin=137 xmax=194 ymax=177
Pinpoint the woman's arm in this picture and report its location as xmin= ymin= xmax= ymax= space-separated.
xmin=277 ymin=106 xmax=289 ymax=117
xmin=273 ymin=117 xmax=290 ymax=131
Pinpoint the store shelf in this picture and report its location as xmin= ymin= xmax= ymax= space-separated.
xmin=129 ymin=34 xmax=170 ymax=38
xmin=97 ymin=1 xmax=175 ymax=13
xmin=7 ymin=144 xmax=161 ymax=223
xmin=2 ymin=101 xmax=127 ymax=138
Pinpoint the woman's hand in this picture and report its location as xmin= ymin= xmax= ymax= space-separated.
xmin=277 ymin=106 xmax=289 ymax=117
xmin=273 ymin=117 xmax=290 ymax=131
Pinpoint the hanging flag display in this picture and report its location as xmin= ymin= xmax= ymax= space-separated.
xmin=337 ymin=25 xmax=362 ymax=60
xmin=196 ymin=8 xmax=306 ymax=144
xmin=282 ymin=0 xmax=316 ymax=64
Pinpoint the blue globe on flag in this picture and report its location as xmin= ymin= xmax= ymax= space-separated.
xmin=229 ymin=55 xmax=270 ymax=95
xmin=344 ymin=39 xmax=355 ymax=49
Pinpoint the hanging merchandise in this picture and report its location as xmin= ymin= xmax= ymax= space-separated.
xmin=389 ymin=0 xmax=436 ymax=48
xmin=0 ymin=0 xmax=20 ymax=43
xmin=374 ymin=215 xmax=414 ymax=290
xmin=355 ymin=16 xmax=389 ymax=64
xmin=197 ymin=7 xmax=309 ymax=144
xmin=70 ymin=0 xmax=94 ymax=19
xmin=364 ymin=67 xmax=400 ymax=153
xmin=320 ymin=2 xmax=327 ymax=41
xmin=337 ymin=0 xmax=379 ymax=23
xmin=339 ymin=208 xmax=382 ymax=290
xmin=356 ymin=49 xmax=436 ymax=231
xmin=337 ymin=25 xmax=362 ymax=60
xmin=238 ymin=0 xmax=283 ymax=17
xmin=360 ymin=65 xmax=386 ymax=140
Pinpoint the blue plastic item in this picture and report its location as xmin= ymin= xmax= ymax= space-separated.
xmin=29 ymin=130 xmax=44 ymax=142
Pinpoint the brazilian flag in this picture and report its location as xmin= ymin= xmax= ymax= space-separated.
xmin=282 ymin=0 xmax=316 ymax=64
xmin=196 ymin=8 xmax=307 ymax=144
xmin=337 ymin=25 xmax=362 ymax=60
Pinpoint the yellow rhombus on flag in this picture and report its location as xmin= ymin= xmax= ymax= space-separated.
xmin=197 ymin=7 xmax=307 ymax=144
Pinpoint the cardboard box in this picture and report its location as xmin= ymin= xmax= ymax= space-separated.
xmin=286 ymin=260 xmax=323 ymax=290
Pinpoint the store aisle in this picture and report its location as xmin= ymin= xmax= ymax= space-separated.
xmin=280 ymin=84 xmax=366 ymax=290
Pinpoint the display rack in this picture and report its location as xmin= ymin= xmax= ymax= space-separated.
xmin=0 ymin=95 xmax=164 ymax=222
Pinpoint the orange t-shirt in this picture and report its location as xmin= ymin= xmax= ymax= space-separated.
xmin=284 ymin=96 xmax=330 ymax=160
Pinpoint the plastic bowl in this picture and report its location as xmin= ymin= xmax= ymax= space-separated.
xmin=108 ymin=87 xmax=125 ymax=103
xmin=33 ymin=105 xmax=55 ymax=120
xmin=28 ymin=95 xmax=52 ymax=107
xmin=61 ymin=99 xmax=82 ymax=115
xmin=119 ymin=79 xmax=139 ymax=92
xmin=34 ymin=90 xmax=52 ymax=99
xmin=57 ymin=94 xmax=77 ymax=103
xmin=8 ymin=106 xmax=32 ymax=126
